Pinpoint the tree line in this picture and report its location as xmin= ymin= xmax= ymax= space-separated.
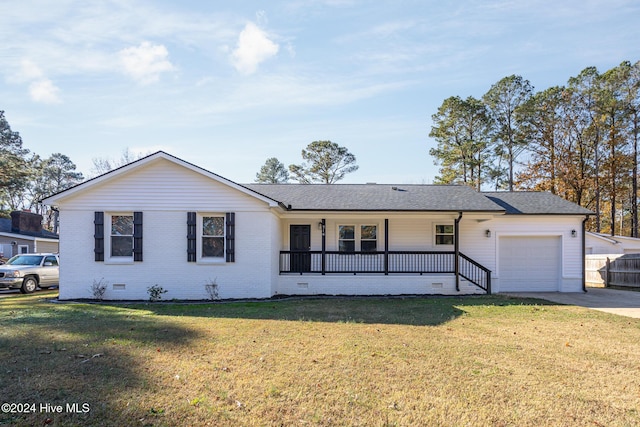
xmin=0 ymin=111 xmax=84 ymax=230
xmin=429 ymin=61 xmax=640 ymax=237
xmin=0 ymin=111 xmax=149 ymax=230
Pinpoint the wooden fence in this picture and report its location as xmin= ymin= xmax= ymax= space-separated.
xmin=586 ymin=254 xmax=640 ymax=288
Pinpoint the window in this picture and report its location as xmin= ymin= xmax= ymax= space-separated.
xmin=338 ymin=224 xmax=378 ymax=252
xmin=111 ymin=215 xmax=134 ymax=257
xmin=202 ymin=216 xmax=225 ymax=258
xmin=435 ymin=224 xmax=454 ymax=245
xmin=338 ymin=225 xmax=355 ymax=252
xmin=19 ymin=245 xmax=29 ymax=254
xmin=44 ymin=255 xmax=58 ymax=266
xmin=94 ymin=212 xmax=142 ymax=262
xmin=188 ymin=212 xmax=235 ymax=263
xmin=360 ymin=225 xmax=377 ymax=252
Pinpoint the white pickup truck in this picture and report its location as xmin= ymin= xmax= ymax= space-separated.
xmin=0 ymin=253 xmax=59 ymax=293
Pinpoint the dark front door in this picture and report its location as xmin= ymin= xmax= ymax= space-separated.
xmin=290 ymin=225 xmax=311 ymax=272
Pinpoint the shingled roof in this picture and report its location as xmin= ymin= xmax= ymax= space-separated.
xmin=483 ymin=191 xmax=594 ymax=215
xmin=244 ymin=184 xmax=505 ymax=212
xmin=243 ymin=184 xmax=594 ymax=215
xmin=0 ymin=218 xmax=58 ymax=239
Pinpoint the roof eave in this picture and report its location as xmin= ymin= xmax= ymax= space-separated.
xmin=281 ymin=208 xmax=506 ymax=213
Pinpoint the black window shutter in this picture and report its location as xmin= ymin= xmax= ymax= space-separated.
xmin=94 ymin=212 xmax=104 ymax=262
xmin=133 ymin=212 xmax=143 ymax=262
xmin=226 ymin=212 xmax=235 ymax=262
xmin=187 ymin=212 xmax=196 ymax=262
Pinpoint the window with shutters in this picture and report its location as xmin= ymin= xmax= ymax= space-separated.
xmin=98 ymin=212 xmax=143 ymax=263
xmin=188 ymin=212 xmax=235 ymax=263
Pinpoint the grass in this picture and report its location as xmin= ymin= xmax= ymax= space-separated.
xmin=1 ymin=291 xmax=640 ymax=426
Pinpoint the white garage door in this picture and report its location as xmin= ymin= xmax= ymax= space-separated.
xmin=499 ymin=236 xmax=561 ymax=292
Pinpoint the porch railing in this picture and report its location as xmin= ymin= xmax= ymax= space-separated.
xmin=279 ymin=250 xmax=491 ymax=293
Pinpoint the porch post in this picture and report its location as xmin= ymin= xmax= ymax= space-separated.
xmin=582 ymin=216 xmax=588 ymax=292
xmin=321 ymin=218 xmax=326 ymax=275
xmin=454 ymin=212 xmax=462 ymax=291
xmin=384 ymin=218 xmax=389 ymax=275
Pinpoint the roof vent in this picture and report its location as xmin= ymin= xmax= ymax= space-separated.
xmin=391 ymin=186 xmax=406 ymax=192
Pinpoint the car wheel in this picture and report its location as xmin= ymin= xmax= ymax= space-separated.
xmin=20 ymin=276 xmax=38 ymax=294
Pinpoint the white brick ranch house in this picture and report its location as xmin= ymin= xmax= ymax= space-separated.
xmin=42 ymin=151 xmax=593 ymax=300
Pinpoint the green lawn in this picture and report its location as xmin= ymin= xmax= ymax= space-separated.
xmin=1 ymin=291 xmax=639 ymax=426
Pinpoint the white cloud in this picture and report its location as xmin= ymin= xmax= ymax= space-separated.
xmin=18 ymin=59 xmax=45 ymax=82
xmin=118 ymin=41 xmax=175 ymax=84
xmin=230 ymin=23 xmax=279 ymax=75
xmin=9 ymin=59 xmax=62 ymax=104
xmin=29 ymin=79 xmax=61 ymax=104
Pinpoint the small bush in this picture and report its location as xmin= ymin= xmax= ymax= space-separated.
xmin=147 ymin=284 xmax=168 ymax=302
xmin=90 ymin=278 xmax=108 ymax=300
xmin=204 ymin=278 xmax=220 ymax=301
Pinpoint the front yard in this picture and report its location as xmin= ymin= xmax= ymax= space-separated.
xmin=1 ymin=291 xmax=639 ymax=426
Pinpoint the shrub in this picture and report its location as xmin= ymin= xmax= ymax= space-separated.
xmin=147 ymin=284 xmax=168 ymax=302
xmin=204 ymin=278 xmax=220 ymax=301
xmin=90 ymin=278 xmax=108 ymax=300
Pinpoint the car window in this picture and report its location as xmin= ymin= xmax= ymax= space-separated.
xmin=7 ymin=255 xmax=44 ymax=266
xmin=44 ymin=256 xmax=58 ymax=266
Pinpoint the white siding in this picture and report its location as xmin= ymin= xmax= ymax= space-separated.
xmin=388 ymin=218 xmax=431 ymax=250
xmin=56 ymin=159 xmax=279 ymax=300
xmin=277 ymin=275 xmax=485 ymax=296
xmin=280 ymin=215 xmax=458 ymax=252
xmin=270 ymin=214 xmax=282 ymax=296
xmin=59 ymin=158 xmax=268 ymax=212
xmin=459 ymin=215 xmax=585 ymax=293
xmin=59 ymin=209 xmax=277 ymax=300
xmin=275 ymin=213 xmax=584 ymax=295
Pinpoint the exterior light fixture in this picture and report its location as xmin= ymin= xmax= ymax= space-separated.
xmin=571 ymin=229 xmax=577 ymax=238
xmin=485 ymin=230 xmax=491 ymax=238
xmin=318 ymin=220 xmax=326 ymax=236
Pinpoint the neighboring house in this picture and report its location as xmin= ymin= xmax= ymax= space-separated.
xmin=0 ymin=211 xmax=59 ymax=261
xmin=42 ymin=151 xmax=593 ymax=301
xmin=586 ymin=232 xmax=640 ymax=255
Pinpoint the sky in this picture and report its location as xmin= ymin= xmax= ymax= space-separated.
xmin=1 ymin=0 xmax=639 ymax=185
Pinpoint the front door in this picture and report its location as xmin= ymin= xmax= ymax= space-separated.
xmin=290 ymin=225 xmax=311 ymax=272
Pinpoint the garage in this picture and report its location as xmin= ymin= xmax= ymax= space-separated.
xmin=499 ymin=236 xmax=562 ymax=292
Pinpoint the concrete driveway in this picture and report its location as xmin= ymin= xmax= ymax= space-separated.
xmin=506 ymin=287 xmax=640 ymax=319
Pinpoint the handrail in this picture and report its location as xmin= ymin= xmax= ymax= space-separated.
xmin=458 ymin=252 xmax=492 ymax=294
xmin=279 ymin=250 xmax=491 ymax=294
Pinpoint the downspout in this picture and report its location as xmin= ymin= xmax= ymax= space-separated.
xmin=321 ymin=219 xmax=326 ymax=275
xmin=582 ymin=216 xmax=589 ymax=292
xmin=455 ymin=212 xmax=463 ymax=292
xmin=51 ymin=206 xmax=60 ymax=235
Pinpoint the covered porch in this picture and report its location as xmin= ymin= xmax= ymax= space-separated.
xmin=278 ymin=217 xmax=492 ymax=294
